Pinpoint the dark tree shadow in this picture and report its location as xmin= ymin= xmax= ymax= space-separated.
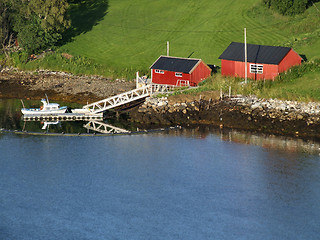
xmin=208 ymin=64 xmax=220 ymax=74
xmin=300 ymin=54 xmax=308 ymax=62
xmin=61 ymin=0 xmax=109 ymax=44
xmin=308 ymin=0 xmax=320 ymax=9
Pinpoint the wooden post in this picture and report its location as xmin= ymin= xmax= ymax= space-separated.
xmin=20 ymin=99 xmax=25 ymax=109
xmin=244 ymin=28 xmax=247 ymax=84
xmin=229 ymin=86 xmax=231 ymax=97
xmin=167 ymin=41 xmax=169 ymax=56
xmin=136 ymin=71 xmax=139 ymax=88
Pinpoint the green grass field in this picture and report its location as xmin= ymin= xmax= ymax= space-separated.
xmin=12 ymin=0 xmax=320 ymax=101
xmin=60 ymin=0 xmax=320 ymax=72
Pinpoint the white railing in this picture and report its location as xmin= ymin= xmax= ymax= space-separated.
xmin=176 ymin=80 xmax=190 ymax=87
xmin=82 ymin=70 xmax=189 ymax=113
xmin=82 ymin=85 xmax=151 ymax=113
xmin=83 ymin=121 xmax=130 ymax=134
xmin=136 ymin=72 xmax=151 ymax=88
xmin=150 ymin=83 xmax=176 ymax=94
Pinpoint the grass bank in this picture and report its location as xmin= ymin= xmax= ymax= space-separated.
xmin=6 ymin=50 xmax=144 ymax=79
xmin=186 ymin=59 xmax=320 ymax=102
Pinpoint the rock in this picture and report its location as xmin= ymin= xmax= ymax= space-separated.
xmin=157 ymin=101 xmax=167 ymax=107
xmin=297 ymin=114 xmax=304 ymax=120
xmin=251 ymin=102 xmax=261 ymax=109
xmin=275 ymin=103 xmax=287 ymax=111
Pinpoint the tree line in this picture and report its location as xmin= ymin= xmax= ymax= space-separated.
xmin=263 ymin=0 xmax=313 ymax=15
xmin=0 ymin=0 xmax=70 ymax=55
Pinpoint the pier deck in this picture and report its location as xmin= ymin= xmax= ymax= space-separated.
xmin=23 ymin=112 xmax=103 ymax=121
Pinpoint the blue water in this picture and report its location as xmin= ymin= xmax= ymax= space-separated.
xmin=0 ymin=132 xmax=320 ymax=239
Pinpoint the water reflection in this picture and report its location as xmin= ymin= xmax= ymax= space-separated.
xmin=84 ymin=121 xmax=130 ymax=134
xmin=1 ymin=98 xmax=320 ymax=155
xmin=32 ymin=120 xmax=130 ymax=134
xmin=0 ymin=98 xmax=140 ymax=134
xmin=21 ymin=117 xmax=131 ymax=135
xmin=40 ymin=121 xmax=60 ymax=130
xmin=163 ymin=125 xmax=320 ymax=155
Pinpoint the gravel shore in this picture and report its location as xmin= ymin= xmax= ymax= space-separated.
xmin=0 ymin=68 xmax=135 ymax=104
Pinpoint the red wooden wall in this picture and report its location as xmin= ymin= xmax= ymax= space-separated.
xmin=222 ymin=60 xmax=278 ymax=80
xmin=278 ymin=49 xmax=302 ymax=73
xmin=221 ymin=49 xmax=301 ymax=80
xmin=151 ymin=70 xmax=191 ymax=86
xmin=151 ymin=61 xmax=211 ymax=86
xmin=190 ymin=61 xmax=212 ymax=86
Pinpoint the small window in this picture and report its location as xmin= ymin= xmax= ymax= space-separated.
xmin=175 ymin=72 xmax=183 ymax=77
xmin=250 ymin=64 xmax=263 ymax=74
xmin=155 ymin=69 xmax=164 ymax=74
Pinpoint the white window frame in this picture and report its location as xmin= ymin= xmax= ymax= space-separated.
xmin=250 ymin=64 xmax=263 ymax=74
xmin=155 ymin=69 xmax=164 ymax=74
xmin=175 ymin=72 xmax=183 ymax=77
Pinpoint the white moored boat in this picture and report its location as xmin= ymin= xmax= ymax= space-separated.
xmin=21 ymin=98 xmax=69 ymax=115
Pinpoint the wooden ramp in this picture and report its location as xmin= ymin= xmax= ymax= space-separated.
xmin=82 ymin=84 xmax=176 ymax=114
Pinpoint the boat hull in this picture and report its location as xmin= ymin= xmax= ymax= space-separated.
xmin=21 ymin=108 xmax=68 ymax=115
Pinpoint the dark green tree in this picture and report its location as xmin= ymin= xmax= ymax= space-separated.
xmin=28 ymin=0 xmax=70 ymax=32
xmin=264 ymin=0 xmax=310 ymax=15
xmin=1 ymin=0 xmax=70 ymax=55
xmin=15 ymin=0 xmax=70 ymax=54
xmin=0 ymin=0 xmax=13 ymax=53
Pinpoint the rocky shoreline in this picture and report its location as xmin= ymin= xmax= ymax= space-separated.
xmin=129 ymin=95 xmax=320 ymax=140
xmin=0 ymin=68 xmax=135 ymax=104
xmin=1 ymin=68 xmax=320 ymax=140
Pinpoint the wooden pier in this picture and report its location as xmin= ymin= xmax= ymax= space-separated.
xmin=82 ymin=74 xmax=179 ymax=114
xmin=23 ymin=112 xmax=103 ymax=121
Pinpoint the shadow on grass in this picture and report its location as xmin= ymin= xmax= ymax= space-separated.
xmin=61 ymin=0 xmax=109 ymax=44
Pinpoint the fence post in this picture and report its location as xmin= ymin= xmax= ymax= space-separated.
xmin=136 ymin=72 xmax=139 ymax=88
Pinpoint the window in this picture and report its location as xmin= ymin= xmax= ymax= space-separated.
xmin=250 ymin=64 xmax=263 ymax=74
xmin=175 ymin=72 xmax=183 ymax=77
xmin=155 ymin=69 xmax=164 ymax=74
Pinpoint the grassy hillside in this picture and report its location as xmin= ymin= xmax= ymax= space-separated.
xmin=9 ymin=0 xmax=319 ymax=83
xmin=58 ymin=0 xmax=319 ymax=73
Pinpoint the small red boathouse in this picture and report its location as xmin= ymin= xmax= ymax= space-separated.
xmin=219 ymin=42 xmax=302 ymax=80
xmin=150 ymin=56 xmax=212 ymax=86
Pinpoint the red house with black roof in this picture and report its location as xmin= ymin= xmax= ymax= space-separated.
xmin=150 ymin=56 xmax=212 ymax=86
xmin=219 ymin=42 xmax=302 ymax=80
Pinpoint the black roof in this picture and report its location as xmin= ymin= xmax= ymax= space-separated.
xmin=219 ymin=42 xmax=293 ymax=65
xmin=150 ymin=56 xmax=201 ymax=73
